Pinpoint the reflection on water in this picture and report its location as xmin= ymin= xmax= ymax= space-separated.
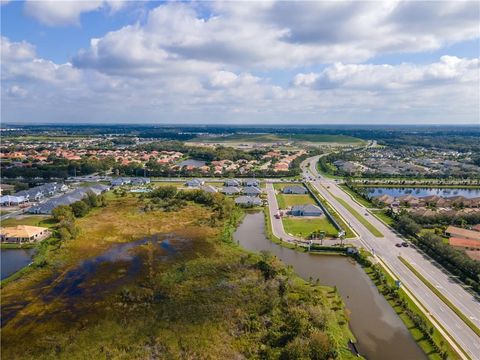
xmin=234 ymin=213 xmax=426 ymax=360
xmin=1 ymin=248 xmax=37 ymax=280
xmin=367 ymin=187 xmax=480 ymax=198
xmin=1 ymin=234 xmax=186 ymax=328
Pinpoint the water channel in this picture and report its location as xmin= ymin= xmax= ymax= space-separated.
xmin=234 ymin=212 xmax=426 ymax=360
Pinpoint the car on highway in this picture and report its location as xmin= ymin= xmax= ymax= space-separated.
xmin=401 ymin=242 xmax=409 ymax=247
xmin=395 ymin=243 xmax=402 ymax=247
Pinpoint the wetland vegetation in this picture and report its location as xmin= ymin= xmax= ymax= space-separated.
xmin=1 ymin=191 xmax=356 ymax=359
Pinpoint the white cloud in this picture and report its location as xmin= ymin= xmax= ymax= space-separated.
xmin=294 ymin=56 xmax=479 ymax=90
xmin=7 ymin=85 xmax=28 ymax=98
xmin=2 ymin=1 xmax=479 ymax=124
xmin=23 ymin=0 xmax=127 ymax=26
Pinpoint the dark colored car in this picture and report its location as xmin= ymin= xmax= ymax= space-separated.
xmin=395 ymin=243 xmax=402 ymax=247
xmin=401 ymin=242 xmax=409 ymax=247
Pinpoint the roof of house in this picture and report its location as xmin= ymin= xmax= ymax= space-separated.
xmin=291 ymin=204 xmax=323 ymax=213
xmin=1 ymin=225 xmax=48 ymax=238
xmin=446 ymin=226 xmax=480 ymax=241
xmin=283 ymin=185 xmax=306 ymax=193
xmin=243 ymin=186 xmax=261 ymax=194
xmin=200 ymin=185 xmax=218 ymax=193
xmin=0 ymin=195 xmax=25 ymax=203
xmin=449 ymin=237 xmax=480 ymax=249
xmin=222 ymin=186 xmax=241 ymax=194
xmin=235 ymin=196 xmax=262 ymax=205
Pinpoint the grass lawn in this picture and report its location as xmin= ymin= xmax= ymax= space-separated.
xmin=370 ymin=210 xmax=395 ymax=226
xmin=304 ymin=183 xmax=356 ymax=239
xmin=331 ymin=194 xmax=384 ymax=238
xmin=283 ymin=217 xmax=338 ymax=238
xmin=1 ymin=215 xmax=54 ymax=228
xmin=339 ymin=185 xmax=373 ymax=208
xmin=277 ymin=194 xmax=315 ymax=209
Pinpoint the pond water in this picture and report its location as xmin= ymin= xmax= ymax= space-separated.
xmin=234 ymin=213 xmax=426 ymax=360
xmin=1 ymin=248 xmax=37 ymax=280
xmin=177 ymin=159 xmax=206 ymax=168
xmin=1 ymin=234 xmax=188 ymax=328
xmin=366 ymin=187 xmax=480 ymax=198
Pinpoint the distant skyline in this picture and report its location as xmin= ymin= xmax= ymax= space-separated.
xmin=1 ymin=1 xmax=479 ymax=125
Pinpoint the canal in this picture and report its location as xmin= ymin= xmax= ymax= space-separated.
xmin=234 ymin=212 xmax=426 ymax=360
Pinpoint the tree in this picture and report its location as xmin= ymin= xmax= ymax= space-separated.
xmin=71 ymin=201 xmax=90 ymax=217
xmin=149 ymin=186 xmax=177 ymax=199
xmin=52 ymin=205 xmax=74 ymax=223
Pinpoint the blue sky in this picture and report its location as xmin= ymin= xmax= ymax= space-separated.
xmin=1 ymin=1 xmax=479 ymax=124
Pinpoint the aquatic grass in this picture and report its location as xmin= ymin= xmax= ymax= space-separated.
xmin=1 ymin=197 xmax=357 ymax=360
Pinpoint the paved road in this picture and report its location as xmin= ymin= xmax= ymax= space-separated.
xmin=265 ymin=182 xmax=348 ymax=246
xmin=265 ymin=183 xmax=299 ymax=243
xmin=302 ymin=155 xmax=480 ymax=360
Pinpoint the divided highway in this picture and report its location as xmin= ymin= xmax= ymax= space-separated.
xmin=301 ymin=155 xmax=480 ymax=360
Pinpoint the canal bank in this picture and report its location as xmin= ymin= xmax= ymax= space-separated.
xmin=235 ymin=212 xmax=426 ymax=360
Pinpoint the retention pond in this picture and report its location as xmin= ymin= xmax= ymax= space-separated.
xmin=1 ymin=248 xmax=37 ymax=280
xmin=234 ymin=212 xmax=426 ymax=360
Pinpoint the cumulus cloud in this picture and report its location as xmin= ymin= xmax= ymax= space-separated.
xmin=7 ymin=85 xmax=28 ymax=98
xmin=23 ymin=0 xmax=127 ymax=26
xmin=2 ymin=1 xmax=479 ymax=124
xmin=293 ymin=56 xmax=479 ymax=90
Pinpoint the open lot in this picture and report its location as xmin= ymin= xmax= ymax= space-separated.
xmin=191 ymin=133 xmax=364 ymax=145
xmin=283 ymin=217 xmax=338 ymax=238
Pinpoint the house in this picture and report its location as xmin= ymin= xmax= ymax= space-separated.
xmin=445 ymin=226 xmax=480 ymax=241
xmin=290 ymin=204 xmax=323 ymax=217
xmin=244 ymin=179 xmax=259 ymax=187
xmin=200 ymin=185 xmax=218 ymax=193
xmin=235 ymin=196 xmax=262 ymax=206
xmin=131 ymin=177 xmax=150 ymax=185
xmin=28 ymin=185 xmax=107 ymax=214
xmin=185 ymin=179 xmax=204 ymax=187
xmin=472 ymin=224 xmax=480 ymax=232
xmin=0 ymin=195 xmax=26 ymax=206
xmin=224 ymin=179 xmax=241 ymax=187
xmin=110 ymin=178 xmax=131 ymax=187
xmin=282 ymin=185 xmax=307 ymax=194
xmin=16 ymin=189 xmax=44 ymax=202
xmin=221 ymin=186 xmax=241 ymax=195
xmin=398 ymin=195 xmax=421 ymax=207
xmin=1 ymin=225 xmax=50 ymax=243
xmin=373 ymin=194 xmax=395 ymax=206
xmin=87 ymin=184 xmax=110 ymax=195
xmin=242 ymin=187 xmax=262 ymax=196
xmin=449 ymin=237 xmax=480 ymax=250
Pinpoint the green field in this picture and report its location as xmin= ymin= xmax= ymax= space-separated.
xmin=371 ymin=210 xmax=395 ymax=226
xmin=193 ymin=133 xmax=364 ymax=144
xmin=1 ymin=215 xmax=54 ymax=228
xmin=283 ymin=217 xmax=338 ymax=238
xmin=274 ymin=182 xmax=314 ymax=209
xmin=339 ymin=185 xmax=374 ymax=208
xmin=277 ymin=194 xmax=315 ymax=209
